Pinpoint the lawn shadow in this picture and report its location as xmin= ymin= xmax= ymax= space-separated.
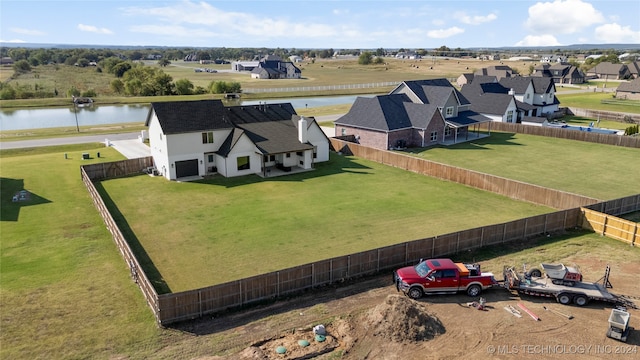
xmin=93 ymin=180 xmax=172 ymax=294
xmin=0 ymin=177 xmax=52 ymax=222
xmin=194 ymin=151 xmax=373 ymax=188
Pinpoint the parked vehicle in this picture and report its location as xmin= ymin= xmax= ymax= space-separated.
xmin=503 ymin=264 xmax=636 ymax=308
xmin=393 ymin=258 xmax=498 ymax=299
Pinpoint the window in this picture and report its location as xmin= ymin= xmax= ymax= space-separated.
xmin=207 ymin=154 xmax=214 ymax=163
xmin=237 ymin=156 xmax=250 ymax=170
xmin=341 ymin=128 xmax=346 ymax=136
xmin=430 ymin=131 xmax=438 ymax=141
xmin=202 ymin=131 xmax=214 ymax=144
xmin=286 ymin=153 xmax=291 ymax=158
xmin=507 ymin=110 xmax=514 ymax=123
xmin=445 ymin=106 xmax=454 ymax=117
xmin=445 ymin=127 xmax=452 ymax=136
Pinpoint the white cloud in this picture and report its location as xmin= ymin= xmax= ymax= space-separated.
xmin=0 ymin=39 xmax=27 ymax=43
xmin=427 ymin=27 xmax=464 ymax=39
xmin=594 ymin=23 xmax=640 ymax=43
xmin=332 ymin=8 xmax=349 ymax=16
xmin=123 ymin=0 xmax=339 ymax=42
xmin=515 ymin=34 xmax=562 ymax=47
xmin=10 ymin=27 xmax=45 ymax=36
xmin=456 ymin=12 xmax=497 ymax=25
xmin=524 ymin=0 xmax=604 ymax=34
xmin=78 ymin=24 xmax=114 ymax=35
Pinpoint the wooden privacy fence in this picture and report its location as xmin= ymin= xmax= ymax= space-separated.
xmin=155 ymin=208 xmax=582 ymax=324
xmin=330 ymin=138 xmax=600 ymax=209
xmin=80 ymin=158 xmax=639 ymax=326
xmin=477 ymin=122 xmax=640 ymax=148
xmin=81 ymin=161 xmax=161 ymax=324
xmin=581 ymin=208 xmax=638 ymax=247
xmin=82 ymin=157 xmax=154 ymax=180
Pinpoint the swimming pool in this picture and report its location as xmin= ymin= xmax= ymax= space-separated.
xmin=547 ymin=124 xmax=620 ymax=135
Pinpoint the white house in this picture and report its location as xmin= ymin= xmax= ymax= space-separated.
xmin=145 ymin=100 xmax=330 ymax=180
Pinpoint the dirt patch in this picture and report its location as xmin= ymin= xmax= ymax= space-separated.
xmin=187 ymin=259 xmax=640 ymax=360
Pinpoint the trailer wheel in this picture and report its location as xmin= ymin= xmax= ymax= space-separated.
xmin=467 ymin=284 xmax=482 ymax=297
xmin=557 ymin=293 xmax=573 ymax=305
xmin=408 ymin=287 xmax=423 ymax=300
xmin=573 ymin=295 xmax=588 ymax=306
xmin=527 ymin=268 xmax=542 ymax=278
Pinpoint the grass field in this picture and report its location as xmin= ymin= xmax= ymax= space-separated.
xmin=100 ymin=152 xmax=552 ymax=292
xmin=405 ymin=131 xmax=640 ymax=200
xmin=1 ymin=140 xmax=638 ymax=358
xmin=0 ymin=145 xmax=161 ymax=359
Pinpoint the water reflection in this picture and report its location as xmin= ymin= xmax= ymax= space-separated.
xmin=0 ymin=95 xmax=364 ymax=131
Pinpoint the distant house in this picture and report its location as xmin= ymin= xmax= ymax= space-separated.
xmin=627 ymin=61 xmax=640 ymax=79
xmin=471 ymin=65 xmax=514 ymax=81
xmin=498 ymin=76 xmax=560 ymax=116
xmin=540 ymin=55 xmax=567 ymax=63
xmin=334 ymin=79 xmax=492 ymax=150
xmin=532 ymin=63 xmax=585 ymax=84
xmin=0 ymin=57 xmax=14 ymax=66
xmin=615 ymin=78 xmax=640 ymax=100
xmin=232 ymin=60 xmax=260 ymax=72
xmin=145 ymin=100 xmax=329 ymax=180
xmin=250 ymin=55 xmax=301 ymax=79
xmin=460 ymin=80 xmax=518 ymax=123
xmin=395 ymin=51 xmax=421 ymax=59
xmin=586 ymin=62 xmax=631 ymax=80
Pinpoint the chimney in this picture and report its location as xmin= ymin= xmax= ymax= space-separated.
xmin=298 ymin=117 xmax=308 ymax=143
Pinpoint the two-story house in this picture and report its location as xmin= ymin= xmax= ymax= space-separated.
xmin=145 ymin=100 xmax=329 ymax=180
xmin=334 ymin=79 xmax=492 ymax=150
xmin=498 ymin=76 xmax=559 ymax=116
xmin=532 ymin=63 xmax=585 ymax=84
xmin=250 ymin=54 xmax=302 ymax=79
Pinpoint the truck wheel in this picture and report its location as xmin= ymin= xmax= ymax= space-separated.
xmin=408 ymin=287 xmax=423 ymax=300
xmin=527 ymin=268 xmax=542 ymax=278
xmin=467 ymin=284 xmax=481 ymax=297
xmin=557 ymin=293 xmax=573 ymax=305
xmin=573 ymin=295 xmax=588 ymax=306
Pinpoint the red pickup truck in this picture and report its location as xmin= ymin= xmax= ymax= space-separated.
xmin=393 ymin=258 xmax=498 ymax=299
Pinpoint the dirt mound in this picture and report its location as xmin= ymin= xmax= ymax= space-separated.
xmin=363 ymin=294 xmax=445 ymax=343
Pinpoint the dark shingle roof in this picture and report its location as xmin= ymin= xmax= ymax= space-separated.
xmin=498 ymin=77 xmax=532 ymax=93
xmin=236 ymin=120 xmax=314 ymax=154
xmin=616 ymin=78 xmax=640 ymax=93
xmin=334 ymin=94 xmax=414 ymax=131
xmin=146 ymin=100 xmax=230 ymax=134
xmin=398 ymin=78 xmax=471 ymax=106
xmin=224 ymin=103 xmax=297 ymax=124
xmin=460 ymin=82 xmax=513 ymax=115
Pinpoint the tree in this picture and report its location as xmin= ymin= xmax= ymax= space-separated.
xmin=158 ymin=59 xmax=171 ymax=67
xmin=12 ymin=60 xmax=31 ymax=73
xmin=358 ymin=52 xmax=373 ymax=65
xmin=174 ymin=79 xmax=194 ymax=95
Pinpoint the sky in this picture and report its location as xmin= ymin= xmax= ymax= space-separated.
xmin=1 ymin=0 xmax=639 ymax=49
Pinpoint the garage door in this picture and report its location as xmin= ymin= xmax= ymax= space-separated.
xmin=175 ymin=159 xmax=199 ymax=178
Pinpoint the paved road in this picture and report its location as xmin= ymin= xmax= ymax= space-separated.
xmin=0 ymin=115 xmax=343 ymax=158
xmin=0 ymin=132 xmax=140 ymax=150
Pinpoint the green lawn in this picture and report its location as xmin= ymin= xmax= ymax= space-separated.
xmin=0 ymin=145 xmax=161 ymax=359
xmin=406 ymin=131 xmax=640 ymax=200
xmin=1 ymin=142 xmax=638 ymax=359
xmin=100 ymin=153 xmax=552 ymax=292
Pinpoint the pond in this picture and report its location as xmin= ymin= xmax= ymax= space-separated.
xmin=0 ymin=95 xmax=363 ymax=131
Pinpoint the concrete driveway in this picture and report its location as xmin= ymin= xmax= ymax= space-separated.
xmin=109 ymin=139 xmax=151 ymax=159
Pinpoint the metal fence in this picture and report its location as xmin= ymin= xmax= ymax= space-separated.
xmin=243 ymin=82 xmax=399 ymax=93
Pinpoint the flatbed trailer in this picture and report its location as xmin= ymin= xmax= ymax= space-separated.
xmin=503 ymin=265 xmax=637 ymax=308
